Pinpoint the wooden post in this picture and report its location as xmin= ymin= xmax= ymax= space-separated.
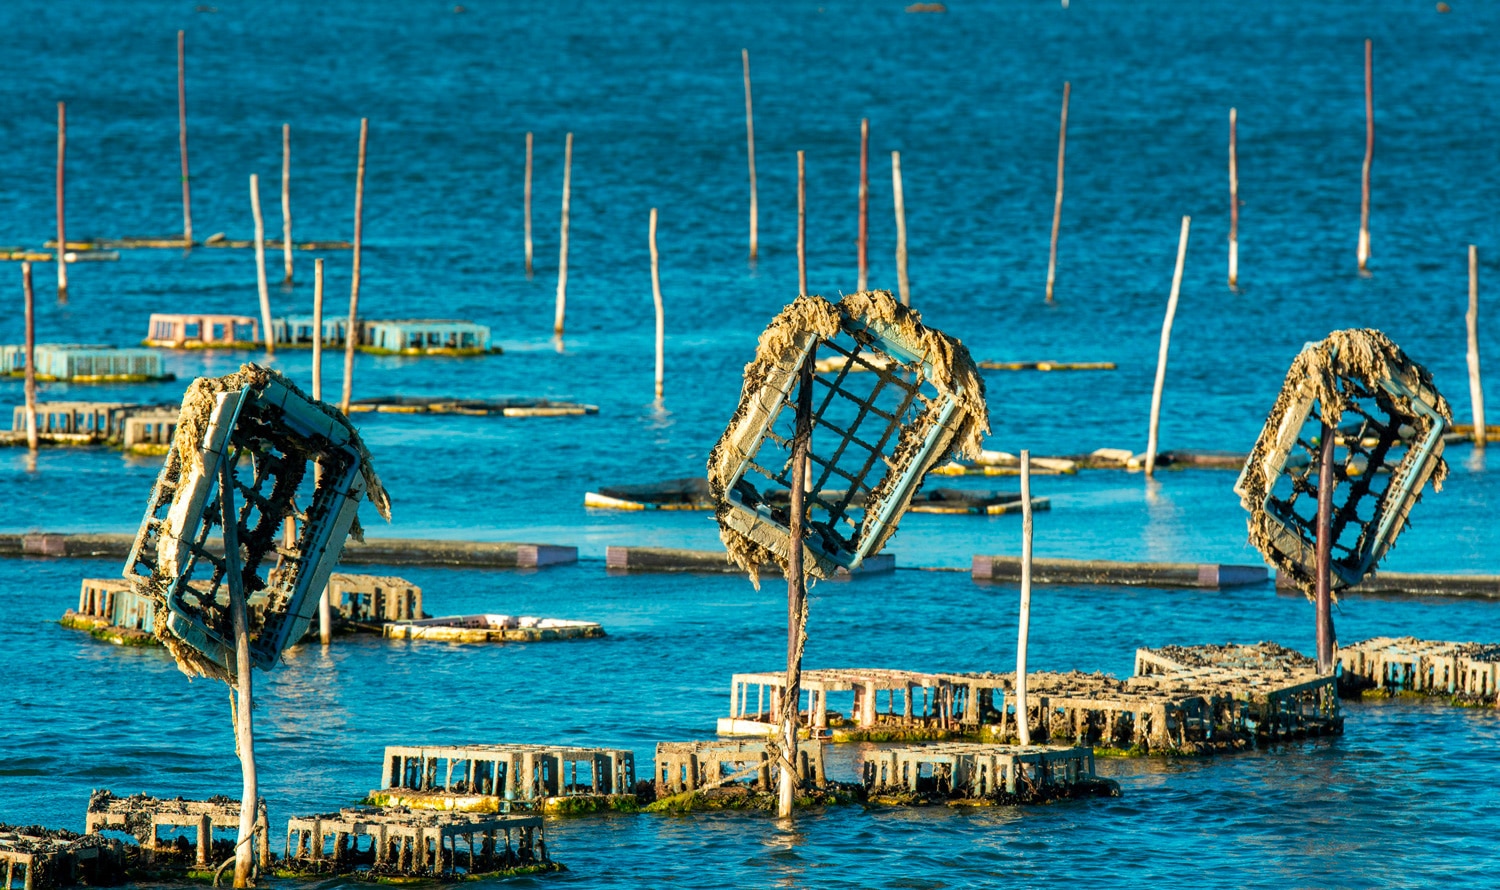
xmin=1015 ymin=450 xmax=1034 ymax=745
xmin=1315 ymin=423 xmax=1336 ymax=674
xmin=1469 ymin=244 xmax=1486 ymax=446
xmin=282 ymin=124 xmax=293 ymax=284
xmin=1145 ymin=216 xmax=1190 ymax=477
xmin=743 ymin=49 xmax=758 ymax=261
xmin=857 ymin=118 xmax=869 ymax=292
xmin=341 ymin=118 xmax=368 ymax=414
xmin=178 ymin=30 xmax=193 ymax=245
xmin=1228 ymin=108 xmax=1238 ymax=289
xmin=1045 ymin=82 xmax=1069 ymax=304
xmin=311 ymin=258 xmax=323 ymax=400
xmin=22 ymin=263 xmax=37 ymax=452
xmin=797 ymin=151 xmax=806 ymax=295
xmin=219 ymin=458 xmax=258 ymax=889
xmin=554 ymin=132 xmax=572 ymax=337
xmin=524 ymin=132 xmax=534 ymax=278
xmin=892 ymin=151 xmax=909 ymax=306
xmin=778 ymin=349 xmax=814 ymax=819
xmin=650 ymin=208 xmax=664 ymax=401
xmin=250 ymin=175 xmax=274 ymax=354
xmin=56 ymin=102 xmax=67 ymax=300
xmin=1358 ymin=38 xmax=1373 ymax=274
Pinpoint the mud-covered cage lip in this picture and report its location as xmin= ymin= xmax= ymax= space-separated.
xmin=707 ymin=290 xmax=988 ymax=583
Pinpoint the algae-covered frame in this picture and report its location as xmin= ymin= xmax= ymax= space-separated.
xmin=708 ymin=291 xmax=988 ymax=582
xmin=1234 ymin=329 xmax=1450 ymax=598
xmin=125 ymin=365 xmax=389 ymax=679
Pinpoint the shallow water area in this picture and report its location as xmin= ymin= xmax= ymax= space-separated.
xmin=1 ymin=0 xmax=1499 ymax=887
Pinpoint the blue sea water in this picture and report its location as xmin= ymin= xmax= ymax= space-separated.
xmin=1 ymin=0 xmax=1499 ymax=886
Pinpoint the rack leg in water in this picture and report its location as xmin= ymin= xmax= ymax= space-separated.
xmin=1315 ymin=422 xmax=1337 ymax=674
xmin=220 ymin=457 xmax=259 ymax=888
xmin=778 ymin=348 xmax=814 ymax=819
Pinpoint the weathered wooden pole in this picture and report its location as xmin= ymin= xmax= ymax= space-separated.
xmin=219 ymin=459 xmax=258 ymax=889
xmin=22 ymin=263 xmax=37 ymax=452
xmin=1015 ymin=449 xmax=1034 ymax=745
xmin=281 ymin=124 xmax=293 ymax=284
xmin=56 ymin=102 xmax=68 ymax=300
xmin=311 ymin=257 xmax=331 ymax=644
xmin=857 ymin=118 xmax=869 ymax=292
xmin=1469 ymin=244 xmax=1486 ymax=446
xmin=250 ymin=175 xmax=274 ymax=354
xmin=524 ymin=132 xmax=534 ymax=278
xmin=1045 ymin=82 xmax=1070 ymax=304
xmin=554 ymin=132 xmax=572 ymax=337
xmin=778 ymin=349 xmax=814 ymax=819
xmin=650 ymin=208 xmax=664 ymax=401
xmin=1145 ymin=216 xmax=1190 ymax=477
xmin=797 ymin=151 xmax=806 ymax=295
xmin=1358 ymin=38 xmax=1373 ymax=274
xmin=1228 ymin=108 xmax=1239 ymax=289
xmin=178 ymin=30 xmax=193 ymax=245
xmin=1315 ymin=424 xmax=1336 ymax=674
xmin=891 ymin=151 xmax=909 ymax=306
xmin=341 ymin=118 xmax=368 ymax=414
xmin=743 ymin=49 xmax=758 ymax=261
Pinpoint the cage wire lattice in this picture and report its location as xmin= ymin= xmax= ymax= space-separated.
xmin=708 ymin=291 xmax=988 ymax=583
xmin=125 ymin=364 xmax=389 ymax=680
xmin=1234 ymin=329 xmax=1449 ymax=598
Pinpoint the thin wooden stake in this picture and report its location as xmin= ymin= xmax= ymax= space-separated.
xmin=892 ymin=151 xmax=909 ymax=306
xmin=650 ymin=208 xmax=664 ymax=401
xmin=1469 ymin=244 xmax=1486 ymax=446
xmin=341 ymin=118 xmax=368 ymax=414
xmin=1228 ymin=108 xmax=1239 ymax=289
xmin=743 ymin=49 xmax=758 ymax=261
xmin=1145 ymin=216 xmax=1190 ymax=477
xmin=56 ymin=102 xmax=67 ymax=300
xmin=1315 ymin=424 xmax=1336 ymax=674
xmin=554 ymin=132 xmax=572 ymax=337
xmin=797 ymin=150 xmax=806 ymax=295
xmin=281 ymin=124 xmax=293 ymax=284
xmin=524 ymin=132 xmax=534 ymax=278
xmin=22 ymin=263 xmax=37 ymax=452
xmin=1045 ymin=82 xmax=1070 ymax=304
xmin=311 ymin=258 xmax=324 ymax=400
xmin=178 ymin=30 xmax=193 ymax=245
xmin=1358 ymin=38 xmax=1373 ymax=274
xmin=778 ymin=349 xmax=814 ymax=820
xmin=1015 ymin=450 xmax=1034 ymax=745
xmin=857 ymin=118 xmax=869 ymax=292
xmin=219 ymin=458 xmax=258 ymax=889
xmin=250 ymin=175 xmax=273 ymax=354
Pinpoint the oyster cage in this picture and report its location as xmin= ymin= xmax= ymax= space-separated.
xmin=1235 ymin=329 xmax=1450 ymax=596
xmin=125 ymin=365 xmax=387 ymax=678
xmin=708 ymin=291 xmax=987 ymax=580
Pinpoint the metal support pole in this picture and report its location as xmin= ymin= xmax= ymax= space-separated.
xmin=1315 ymin=422 xmax=1337 ymax=674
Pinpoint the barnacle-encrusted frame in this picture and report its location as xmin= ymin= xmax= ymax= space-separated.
xmin=1234 ymin=329 xmax=1449 ymax=599
xmin=708 ymin=291 xmax=988 ymax=584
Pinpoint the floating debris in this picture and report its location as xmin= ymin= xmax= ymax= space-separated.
xmin=862 ymin=743 xmax=1117 ymax=805
xmin=0 ymin=345 xmax=171 ymax=383
xmin=84 ymin=791 xmax=269 ymax=871
xmin=1338 ymin=636 xmax=1500 ymax=701
xmin=367 ymin=744 xmax=637 ymax=815
xmin=282 ymin=807 xmax=553 ymax=879
xmin=382 ymin=614 xmax=604 ymax=644
xmin=0 ymin=824 xmax=125 ymax=890
xmin=349 ymin=396 xmax=595 ymax=417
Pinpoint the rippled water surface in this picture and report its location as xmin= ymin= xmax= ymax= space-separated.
xmin=1 ymin=0 xmax=1499 ymax=887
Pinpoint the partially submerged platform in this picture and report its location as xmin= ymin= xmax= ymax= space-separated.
xmin=605 ymin=546 xmax=895 ymax=577
xmin=0 ymin=345 xmax=171 ymax=383
xmin=815 ymin=354 xmax=1114 ymax=373
xmin=368 ymin=744 xmax=637 ymax=814
xmin=863 ymin=743 xmax=1116 ymax=805
xmin=84 ymin=790 xmax=269 ymax=870
xmin=719 ymin=668 xmax=970 ymax=741
xmin=0 ymin=824 xmax=124 ymax=890
xmin=1132 ymin=642 xmax=1342 ymax=740
xmin=973 ymin=555 xmax=1267 ymax=588
xmin=654 ymin=739 xmax=823 ymax=798
xmin=61 ymin=579 xmax=155 ymax=645
xmin=283 ymin=807 xmax=550 ymax=879
xmin=1276 ymin=569 xmax=1500 ymax=599
xmin=1338 ymin=636 xmax=1500 ymax=701
xmin=143 ymin=313 xmax=261 ymax=349
xmin=383 ymin=614 xmax=604 ymax=643
xmin=349 ymin=396 xmax=595 ymax=417
xmin=358 ymin=320 xmax=498 ymax=355
xmin=585 ymin=477 xmax=713 ymax=510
